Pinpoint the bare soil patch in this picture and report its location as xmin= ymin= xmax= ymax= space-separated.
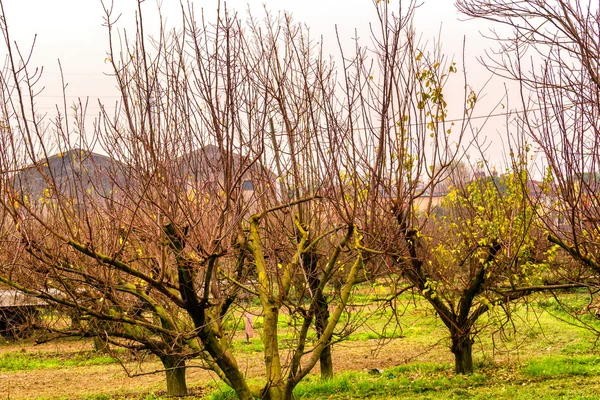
xmin=0 ymin=336 xmax=454 ymax=399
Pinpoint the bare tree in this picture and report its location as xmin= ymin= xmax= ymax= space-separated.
xmin=331 ymin=0 xmax=481 ymax=373
xmin=402 ymin=170 xmax=574 ymax=373
xmin=1 ymin=0 xmax=555 ymax=396
xmin=327 ymin=0 xmax=584 ymax=374
xmin=456 ymin=0 xmax=600 ymax=301
xmin=0 ymin=1 xmax=371 ymax=398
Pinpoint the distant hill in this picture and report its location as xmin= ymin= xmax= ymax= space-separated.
xmin=11 ymin=145 xmax=273 ymax=206
xmin=11 ymin=149 xmax=128 ymax=203
xmin=174 ymin=144 xmax=266 ymax=185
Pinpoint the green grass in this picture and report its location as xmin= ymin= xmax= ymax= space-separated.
xmin=7 ymin=289 xmax=600 ymax=399
xmin=225 ymin=290 xmax=600 ymax=361
xmin=203 ymin=290 xmax=600 ymax=400
xmin=345 ymin=330 xmax=404 ymax=341
xmin=231 ymin=338 xmax=265 ymax=353
xmin=523 ymin=355 xmax=600 ymax=378
xmin=562 ymin=341 xmax=596 ymax=355
xmin=205 ymin=363 xmax=487 ymax=399
xmin=272 ymin=360 xmax=599 ymax=399
xmin=0 ymin=350 xmax=117 ymax=371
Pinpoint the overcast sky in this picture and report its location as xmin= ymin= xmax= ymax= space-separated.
xmin=1 ymin=0 xmax=514 ymax=166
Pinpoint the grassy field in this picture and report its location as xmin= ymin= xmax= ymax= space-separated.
xmin=1 ymin=290 xmax=600 ymax=399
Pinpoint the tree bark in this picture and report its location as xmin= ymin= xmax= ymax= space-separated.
xmin=262 ymin=300 xmax=283 ymax=396
xmin=200 ymin=326 xmax=255 ymax=400
xmin=262 ymin=385 xmax=291 ymax=400
xmin=315 ymin=295 xmax=333 ymax=379
xmin=160 ymin=356 xmax=188 ymax=397
xmin=319 ymin=342 xmax=334 ymax=379
xmin=451 ymin=335 xmax=474 ymax=374
xmin=304 ymin=248 xmax=334 ymax=379
xmin=93 ymin=336 xmax=110 ymax=353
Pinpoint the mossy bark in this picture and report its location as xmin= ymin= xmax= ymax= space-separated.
xmin=319 ymin=342 xmax=334 ymax=379
xmin=315 ymin=292 xmax=333 ymax=379
xmin=304 ymin=246 xmax=333 ymax=379
xmin=451 ymin=335 xmax=474 ymax=374
xmin=93 ymin=336 xmax=110 ymax=353
xmin=161 ymin=356 xmax=188 ymax=397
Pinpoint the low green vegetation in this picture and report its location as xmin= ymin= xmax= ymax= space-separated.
xmin=523 ymin=355 xmax=600 ymax=378
xmin=206 ymin=358 xmax=600 ymax=400
xmin=2 ymin=291 xmax=600 ymax=399
xmin=0 ymin=350 xmax=117 ymax=372
xmin=198 ymin=290 xmax=600 ymax=400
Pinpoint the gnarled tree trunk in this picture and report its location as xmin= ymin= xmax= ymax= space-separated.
xmin=304 ymin=247 xmax=334 ymax=379
xmin=451 ymin=333 xmax=474 ymax=374
xmin=160 ymin=355 xmax=188 ymax=397
xmin=315 ymin=294 xmax=333 ymax=379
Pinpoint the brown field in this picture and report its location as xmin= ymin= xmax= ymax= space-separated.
xmin=0 ymin=334 xmax=452 ymax=399
xmin=1 ymin=292 xmax=599 ymax=399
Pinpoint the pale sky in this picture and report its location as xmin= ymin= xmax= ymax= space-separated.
xmin=1 ymin=0 xmax=514 ymax=166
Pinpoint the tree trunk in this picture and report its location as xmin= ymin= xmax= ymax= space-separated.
xmin=319 ymin=342 xmax=334 ymax=379
xmin=263 ymin=385 xmax=288 ymax=400
xmin=93 ymin=336 xmax=110 ymax=353
xmin=451 ymin=335 xmax=474 ymax=374
xmin=200 ymin=326 xmax=255 ymax=400
xmin=160 ymin=356 xmax=188 ymax=397
xmin=304 ymin=247 xmax=334 ymax=379
xmin=315 ymin=295 xmax=333 ymax=379
xmin=262 ymin=300 xmax=283 ymax=395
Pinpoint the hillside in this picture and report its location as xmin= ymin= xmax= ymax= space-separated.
xmin=10 ymin=149 xmax=127 ymax=203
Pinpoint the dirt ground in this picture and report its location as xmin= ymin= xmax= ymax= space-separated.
xmin=0 ymin=337 xmax=455 ymax=399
